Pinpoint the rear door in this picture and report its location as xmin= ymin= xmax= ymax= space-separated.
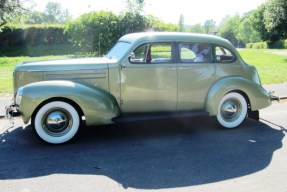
xmin=177 ymin=42 xmax=216 ymax=110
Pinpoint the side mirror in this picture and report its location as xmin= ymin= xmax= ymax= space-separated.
xmin=129 ymin=52 xmax=135 ymax=60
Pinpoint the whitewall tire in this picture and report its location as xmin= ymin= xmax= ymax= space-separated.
xmin=32 ymin=101 xmax=80 ymax=144
xmin=216 ymin=92 xmax=247 ymax=128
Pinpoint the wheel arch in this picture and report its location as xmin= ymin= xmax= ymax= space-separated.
xmin=205 ymin=77 xmax=271 ymax=116
xmin=19 ymin=80 xmax=121 ymax=126
xmin=31 ymin=97 xmax=85 ymax=121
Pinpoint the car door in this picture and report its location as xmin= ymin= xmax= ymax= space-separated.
xmin=177 ymin=42 xmax=216 ymax=110
xmin=120 ymin=43 xmax=177 ymax=113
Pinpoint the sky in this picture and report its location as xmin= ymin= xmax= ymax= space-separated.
xmin=28 ymin=0 xmax=268 ymax=25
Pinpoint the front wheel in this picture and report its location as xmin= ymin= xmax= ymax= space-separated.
xmin=216 ymin=92 xmax=247 ymax=128
xmin=32 ymin=101 xmax=81 ymax=144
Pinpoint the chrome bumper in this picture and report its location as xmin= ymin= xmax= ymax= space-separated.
xmin=5 ymin=104 xmax=20 ymax=124
xmin=269 ymin=91 xmax=280 ymax=102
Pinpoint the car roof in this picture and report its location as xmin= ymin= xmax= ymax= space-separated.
xmin=119 ymin=32 xmax=233 ymax=48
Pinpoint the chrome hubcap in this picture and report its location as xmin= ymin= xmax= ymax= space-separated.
xmin=220 ymin=99 xmax=242 ymax=122
xmin=42 ymin=109 xmax=73 ymax=137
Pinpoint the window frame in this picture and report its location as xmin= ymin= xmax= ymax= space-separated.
xmin=129 ymin=42 xmax=176 ymax=64
xmin=213 ymin=45 xmax=237 ymax=64
xmin=177 ymin=42 xmax=213 ymax=64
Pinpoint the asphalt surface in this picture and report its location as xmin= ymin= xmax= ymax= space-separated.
xmin=0 ymin=101 xmax=286 ymax=192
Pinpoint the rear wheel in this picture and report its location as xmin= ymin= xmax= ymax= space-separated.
xmin=216 ymin=92 xmax=247 ymax=128
xmin=32 ymin=101 xmax=81 ymax=144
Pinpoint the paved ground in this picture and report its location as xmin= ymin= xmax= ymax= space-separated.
xmin=266 ymin=49 xmax=287 ymax=56
xmin=0 ymin=100 xmax=287 ymax=192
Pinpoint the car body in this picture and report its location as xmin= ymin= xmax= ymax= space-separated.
xmin=7 ymin=32 xmax=272 ymax=144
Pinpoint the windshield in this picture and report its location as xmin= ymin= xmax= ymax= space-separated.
xmin=106 ymin=41 xmax=131 ymax=61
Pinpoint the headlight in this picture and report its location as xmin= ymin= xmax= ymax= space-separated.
xmin=15 ymin=87 xmax=24 ymax=105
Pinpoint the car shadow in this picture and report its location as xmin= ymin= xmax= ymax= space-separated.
xmin=0 ymin=117 xmax=285 ymax=189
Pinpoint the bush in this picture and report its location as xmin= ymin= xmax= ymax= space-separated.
xmin=0 ymin=25 xmax=69 ymax=46
xmin=247 ymin=42 xmax=267 ymax=49
xmin=0 ymin=25 xmax=81 ymax=56
xmin=246 ymin=43 xmax=253 ymax=48
xmin=268 ymin=40 xmax=284 ymax=49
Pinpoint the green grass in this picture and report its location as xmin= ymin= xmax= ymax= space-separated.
xmin=238 ymin=49 xmax=287 ymax=84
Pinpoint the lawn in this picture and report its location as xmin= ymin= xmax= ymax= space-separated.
xmin=0 ymin=49 xmax=286 ymax=96
xmin=238 ymin=49 xmax=287 ymax=84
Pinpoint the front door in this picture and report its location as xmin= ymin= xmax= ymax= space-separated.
xmin=120 ymin=43 xmax=177 ymax=113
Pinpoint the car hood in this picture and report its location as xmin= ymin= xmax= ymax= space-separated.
xmin=14 ymin=57 xmax=116 ymax=72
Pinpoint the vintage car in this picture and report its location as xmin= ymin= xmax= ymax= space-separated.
xmin=6 ymin=32 xmax=272 ymax=144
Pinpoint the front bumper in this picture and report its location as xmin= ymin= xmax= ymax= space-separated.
xmin=5 ymin=104 xmax=20 ymax=124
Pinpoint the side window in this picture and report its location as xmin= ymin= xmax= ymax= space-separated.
xmin=215 ymin=46 xmax=235 ymax=63
xmin=179 ymin=43 xmax=211 ymax=63
xmin=150 ymin=44 xmax=172 ymax=63
xmin=130 ymin=44 xmax=149 ymax=63
xmin=130 ymin=43 xmax=172 ymax=64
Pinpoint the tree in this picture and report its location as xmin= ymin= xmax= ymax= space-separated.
xmin=24 ymin=11 xmax=45 ymax=24
xmin=24 ymin=2 xmax=72 ymax=24
xmin=188 ymin=23 xmax=205 ymax=34
xmin=204 ymin=19 xmax=216 ymax=34
xmin=0 ymin=0 xmax=27 ymax=27
xmin=218 ymin=15 xmax=241 ymax=46
xmin=178 ymin=14 xmax=185 ymax=32
xmin=65 ymin=11 xmax=120 ymax=54
xmin=125 ymin=0 xmax=145 ymax=14
xmin=237 ymin=12 xmax=260 ymax=43
xmin=264 ymin=0 xmax=287 ymax=40
xmin=44 ymin=2 xmax=62 ymax=24
xmin=146 ymin=15 xmax=178 ymax=32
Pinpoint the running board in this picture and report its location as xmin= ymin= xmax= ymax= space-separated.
xmin=112 ymin=110 xmax=209 ymax=123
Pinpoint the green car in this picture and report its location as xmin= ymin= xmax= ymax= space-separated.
xmin=6 ymin=32 xmax=272 ymax=144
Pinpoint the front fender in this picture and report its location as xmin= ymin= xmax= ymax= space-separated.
xmin=205 ymin=77 xmax=271 ymax=116
xmin=19 ymin=80 xmax=120 ymax=126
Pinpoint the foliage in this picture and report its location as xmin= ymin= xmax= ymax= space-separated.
xmin=218 ymin=0 xmax=287 ymax=46
xmin=246 ymin=42 xmax=268 ymax=49
xmin=218 ymin=15 xmax=241 ymax=46
xmin=178 ymin=14 xmax=185 ymax=32
xmin=187 ymin=23 xmax=205 ymax=34
xmin=0 ymin=0 xmax=27 ymax=27
xmin=65 ymin=11 xmax=120 ymax=55
xmin=146 ymin=15 xmax=178 ymax=32
xmin=65 ymin=11 xmax=179 ymax=55
xmin=0 ymin=25 xmax=81 ymax=56
xmin=237 ymin=13 xmax=261 ymax=44
xmin=0 ymin=25 xmax=68 ymax=46
xmin=125 ymin=0 xmax=145 ymax=14
xmin=24 ymin=2 xmax=72 ymax=24
xmin=204 ymin=19 xmax=216 ymax=34
xmin=264 ymin=0 xmax=287 ymax=41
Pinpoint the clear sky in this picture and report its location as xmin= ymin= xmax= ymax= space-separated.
xmin=28 ymin=0 xmax=267 ymax=25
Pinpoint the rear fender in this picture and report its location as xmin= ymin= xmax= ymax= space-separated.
xmin=19 ymin=80 xmax=120 ymax=126
xmin=205 ymin=77 xmax=271 ymax=116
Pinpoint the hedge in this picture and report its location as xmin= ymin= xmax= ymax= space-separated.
xmin=246 ymin=40 xmax=287 ymax=49
xmin=0 ymin=25 xmax=69 ymax=46
xmin=0 ymin=25 xmax=82 ymax=56
xmin=246 ymin=42 xmax=268 ymax=49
